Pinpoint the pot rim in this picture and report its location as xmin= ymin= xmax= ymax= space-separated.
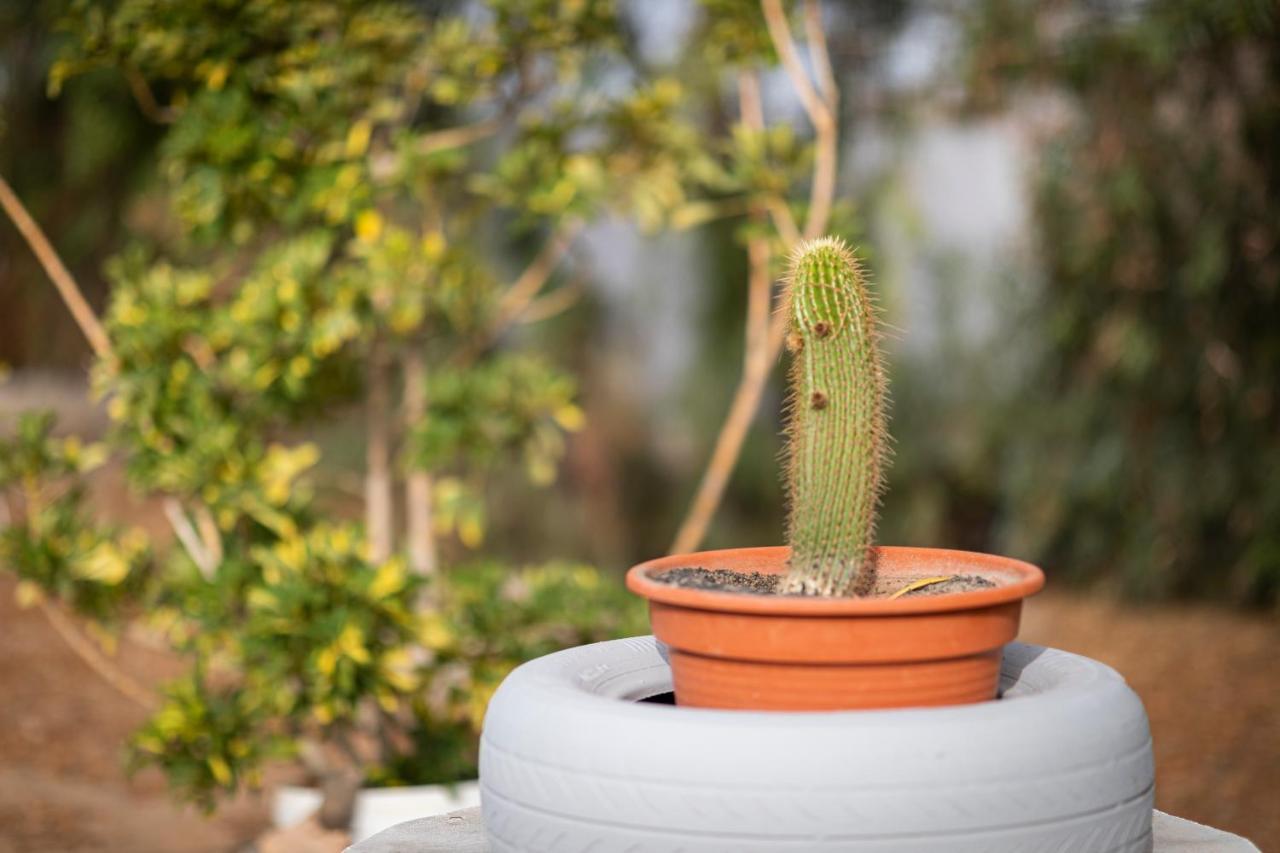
xmin=626 ymin=545 xmax=1044 ymax=616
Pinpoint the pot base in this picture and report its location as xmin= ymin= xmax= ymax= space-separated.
xmin=670 ymin=647 xmax=1003 ymax=710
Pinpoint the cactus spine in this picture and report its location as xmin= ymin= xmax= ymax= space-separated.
xmin=780 ymin=237 xmax=889 ymax=596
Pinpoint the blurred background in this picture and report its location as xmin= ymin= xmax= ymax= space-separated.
xmin=1 ymin=0 xmax=1276 ymax=850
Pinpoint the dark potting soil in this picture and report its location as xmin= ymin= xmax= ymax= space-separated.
xmin=656 ymin=568 xmax=781 ymax=594
xmin=652 ymin=567 xmax=996 ymax=598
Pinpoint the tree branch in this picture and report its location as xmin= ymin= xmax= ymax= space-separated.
xmin=763 ymin=195 xmax=802 ymax=247
xmin=669 ymin=72 xmax=777 ymax=555
xmin=491 ymin=221 xmax=582 ymax=335
xmin=761 ymin=0 xmax=834 ymax=134
xmin=38 ymin=599 xmax=158 ymax=711
xmin=669 ymin=6 xmax=845 ymax=552
xmin=518 ymin=276 xmax=584 ymax=325
xmin=803 ymin=0 xmax=838 ymax=110
xmin=799 ymin=0 xmax=839 ymax=240
xmin=456 ymin=221 xmax=582 ymax=366
xmin=163 ymin=498 xmax=215 ymax=579
xmin=418 ymin=117 xmax=502 ymax=156
xmin=193 ymin=504 xmax=223 ymax=568
xmin=0 ymin=173 xmax=112 ymax=358
xmin=761 ymin=0 xmax=840 ymax=240
xmin=124 ymin=67 xmax=177 ymax=124
xmin=669 ymin=230 xmax=774 ymax=555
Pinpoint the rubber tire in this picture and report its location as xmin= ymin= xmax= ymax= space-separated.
xmin=480 ymin=637 xmax=1154 ymax=852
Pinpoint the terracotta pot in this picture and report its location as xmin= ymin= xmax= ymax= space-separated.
xmin=626 ymin=545 xmax=1044 ymax=711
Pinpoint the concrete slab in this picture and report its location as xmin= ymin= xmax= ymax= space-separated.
xmin=347 ymin=807 xmax=1261 ymax=852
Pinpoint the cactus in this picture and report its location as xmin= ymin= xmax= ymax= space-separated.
xmin=780 ymin=237 xmax=889 ymax=596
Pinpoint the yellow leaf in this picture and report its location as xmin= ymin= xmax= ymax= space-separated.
xmin=421 ymin=230 xmax=447 ymax=260
xmin=208 ymin=755 xmax=232 ymax=786
xmin=417 ymin=614 xmax=454 ymax=651
xmin=355 ymin=210 xmax=383 ymax=243
xmin=316 ymin=645 xmax=339 ymax=677
xmin=247 ymin=587 xmax=277 ymax=611
xmin=134 ymin=733 xmax=164 ymax=755
xmin=458 ymin=516 xmax=484 ymax=549
xmin=205 ymin=62 xmax=230 ymax=92
xmin=572 ymin=566 xmax=600 ymax=589
xmin=275 ymin=535 xmax=306 ymax=572
xmin=79 ymin=442 xmax=109 ymax=472
xmin=553 ymin=403 xmax=585 ymax=432
xmin=381 ymin=648 xmax=418 ymax=692
xmin=154 ymin=705 xmax=186 ymax=738
xmin=338 ymin=624 xmax=370 ymax=665
xmin=468 ymin=680 xmax=501 ymax=731
xmin=329 ymin=526 xmax=353 ymax=555
xmin=369 ymin=557 xmax=407 ymax=599
xmin=670 ymin=200 xmax=722 ymax=231
xmin=14 ymin=581 xmax=43 ymax=609
xmin=345 ymin=119 xmax=373 ymax=158
xmin=527 ymin=457 xmax=556 ymax=486
xmin=253 ymin=363 xmax=279 ymax=390
xmin=75 ymin=543 xmax=130 ymax=585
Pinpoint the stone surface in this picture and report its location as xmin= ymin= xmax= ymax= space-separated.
xmin=344 ymin=808 xmax=487 ymax=853
xmin=347 ymin=807 xmax=1261 ymax=852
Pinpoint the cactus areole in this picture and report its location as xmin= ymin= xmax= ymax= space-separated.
xmin=780 ymin=238 xmax=888 ymax=597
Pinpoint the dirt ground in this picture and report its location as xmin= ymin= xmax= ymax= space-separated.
xmin=0 ymin=576 xmax=1276 ymax=852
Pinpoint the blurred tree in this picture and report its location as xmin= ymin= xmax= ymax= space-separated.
xmin=3 ymin=0 xmax=707 ymax=823
xmin=965 ymin=0 xmax=1280 ymax=604
xmin=1 ymin=0 xmax=894 ymax=827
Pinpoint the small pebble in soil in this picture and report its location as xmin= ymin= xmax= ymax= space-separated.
xmin=652 ymin=567 xmax=996 ymax=598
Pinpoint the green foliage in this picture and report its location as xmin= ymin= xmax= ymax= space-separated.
xmin=0 ymin=412 xmax=151 ymax=621
xmin=240 ymin=525 xmax=426 ymax=721
xmin=408 ymin=354 xmax=582 ymax=485
xmin=377 ymin=560 xmax=646 ymax=787
xmin=965 ymin=0 xmax=1280 ymax=604
xmin=129 ymin=675 xmax=284 ymax=810
xmin=0 ymin=0 xmax=798 ymax=816
xmin=1 ymin=0 xmax=858 ymax=816
xmin=780 ymin=238 xmax=888 ymax=597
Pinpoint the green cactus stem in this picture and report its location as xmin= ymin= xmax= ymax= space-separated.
xmin=780 ymin=237 xmax=889 ymax=597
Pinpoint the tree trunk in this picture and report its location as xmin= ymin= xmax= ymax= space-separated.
xmin=402 ymin=346 xmax=437 ymax=575
xmin=366 ymin=340 xmax=394 ymax=563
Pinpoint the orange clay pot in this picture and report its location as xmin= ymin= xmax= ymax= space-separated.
xmin=626 ymin=546 xmax=1044 ymax=711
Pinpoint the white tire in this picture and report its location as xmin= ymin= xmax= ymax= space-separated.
xmin=480 ymin=637 xmax=1154 ymax=852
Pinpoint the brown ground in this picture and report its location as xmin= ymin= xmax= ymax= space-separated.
xmin=0 ymin=576 xmax=1275 ymax=851
xmin=0 ymin=575 xmax=270 ymax=853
